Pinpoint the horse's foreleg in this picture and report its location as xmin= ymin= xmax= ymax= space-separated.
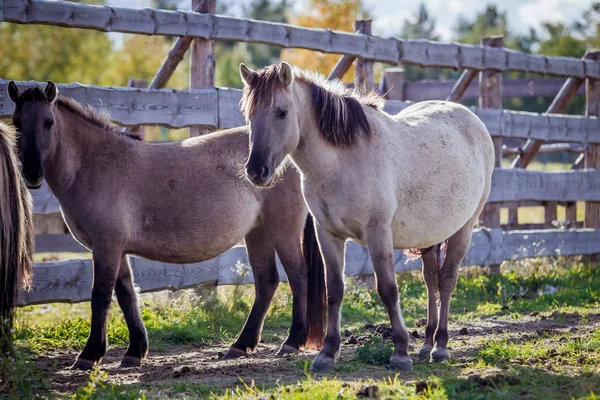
xmin=366 ymin=224 xmax=412 ymax=371
xmin=274 ymin=244 xmax=308 ymax=356
xmin=72 ymin=246 xmax=122 ymax=370
xmin=222 ymin=234 xmax=278 ymax=360
xmin=419 ymin=248 xmax=440 ymax=360
xmin=432 ymin=222 xmax=472 ymax=362
xmin=312 ymin=227 xmax=345 ymax=372
xmin=115 ymin=255 xmax=148 ymax=367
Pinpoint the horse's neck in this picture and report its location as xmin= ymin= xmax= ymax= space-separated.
xmin=44 ymin=109 xmax=109 ymax=195
xmin=289 ymin=83 xmax=339 ymax=183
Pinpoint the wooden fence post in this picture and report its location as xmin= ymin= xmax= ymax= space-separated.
xmin=354 ymin=19 xmax=374 ymax=92
xmin=480 ymin=36 xmax=503 ymax=273
xmin=127 ymin=78 xmax=148 ymax=140
xmin=380 ymin=68 xmax=405 ymax=100
xmin=585 ymin=51 xmax=600 ymax=230
xmin=190 ymin=0 xmax=215 ymax=137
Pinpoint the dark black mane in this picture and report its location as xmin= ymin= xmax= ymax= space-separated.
xmin=240 ymin=65 xmax=384 ymax=146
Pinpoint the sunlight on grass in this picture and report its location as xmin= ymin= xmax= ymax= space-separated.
xmin=5 ymin=257 xmax=600 ymax=399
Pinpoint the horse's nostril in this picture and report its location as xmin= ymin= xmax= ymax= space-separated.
xmin=259 ymin=166 xmax=270 ymax=181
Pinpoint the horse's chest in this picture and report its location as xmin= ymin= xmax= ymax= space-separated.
xmin=305 ymin=190 xmax=364 ymax=242
xmin=60 ymin=209 xmax=92 ymax=247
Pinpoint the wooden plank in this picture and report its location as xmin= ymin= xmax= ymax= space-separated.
xmin=480 ymin=37 xmax=503 ymax=232
xmin=189 ymin=0 xmax=215 ymax=137
xmin=585 ymin=51 xmax=600 ymax=229
xmin=30 ymin=169 xmax=600 ymax=216
xmin=446 ymin=69 xmax=478 ymax=103
xmin=487 ymin=169 xmax=600 ymax=203
xmin=126 ymin=78 xmax=148 ymax=139
xmin=404 ymin=77 xmax=585 ymax=103
xmin=503 ymin=143 xmax=584 ymax=155
xmin=35 ymin=234 xmax=88 ymax=253
xmin=511 ymin=76 xmax=585 ymax=168
xmin=148 ymin=2 xmax=205 ymax=90
xmin=353 ymin=20 xmax=374 ymax=92
xmin=3 ymin=0 xmax=600 ymax=78
xmin=19 ymin=228 xmax=600 ymax=305
xmin=511 ymin=51 xmax=592 ymax=170
xmin=0 ymin=80 xmax=218 ymax=129
xmin=328 ymin=25 xmax=365 ymax=81
xmin=328 ymin=55 xmax=355 ymax=81
xmin=544 ymin=201 xmax=558 ymax=228
xmin=380 ymin=68 xmax=405 ymax=100
xmin=2 ymin=81 xmax=598 ymax=142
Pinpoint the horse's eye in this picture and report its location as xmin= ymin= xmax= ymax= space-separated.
xmin=278 ymin=109 xmax=288 ymax=120
xmin=44 ymin=119 xmax=54 ymax=129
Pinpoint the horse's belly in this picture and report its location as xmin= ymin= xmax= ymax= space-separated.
xmin=131 ymin=197 xmax=261 ymax=263
xmin=391 ymin=191 xmax=481 ymax=249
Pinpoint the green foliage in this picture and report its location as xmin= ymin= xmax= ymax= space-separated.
xmin=355 ymin=335 xmax=393 ymax=365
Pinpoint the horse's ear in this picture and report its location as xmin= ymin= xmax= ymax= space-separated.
xmin=8 ymin=81 xmax=20 ymax=103
xmin=240 ymin=64 xmax=256 ymax=86
xmin=44 ymin=81 xmax=58 ymax=104
xmin=277 ymin=62 xmax=294 ymax=88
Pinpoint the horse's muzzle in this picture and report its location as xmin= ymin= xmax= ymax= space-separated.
xmin=245 ymin=162 xmax=274 ymax=187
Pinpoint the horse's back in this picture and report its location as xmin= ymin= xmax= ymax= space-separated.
xmin=118 ymin=127 xmax=305 ymax=261
xmin=382 ymin=101 xmax=494 ymax=248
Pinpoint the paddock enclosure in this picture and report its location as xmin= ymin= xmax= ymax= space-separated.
xmin=0 ymin=0 xmax=597 ymax=307
xmin=1 ymin=1 xmax=600 ymax=398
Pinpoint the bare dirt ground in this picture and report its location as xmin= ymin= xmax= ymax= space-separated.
xmin=35 ymin=311 xmax=600 ymax=398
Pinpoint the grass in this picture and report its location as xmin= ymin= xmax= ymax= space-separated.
xmin=3 ymin=257 xmax=600 ymax=399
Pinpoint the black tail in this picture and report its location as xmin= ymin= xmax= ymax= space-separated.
xmin=302 ymin=215 xmax=326 ymax=350
xmin=0 ymin=123 xmax=34 ymax=356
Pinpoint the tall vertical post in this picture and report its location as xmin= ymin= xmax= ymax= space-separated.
xmin=354 ymin=20 xmax=374 ymax=92
xmin=479 ymin=36 xmax=503 ymax=273
xmin=381 ymin=68 xmax=405 ymax=100
xmin=585 ymin=51 xmax=600 ymax=229
xmin=190 ymin=0 xmax=216 ymax=137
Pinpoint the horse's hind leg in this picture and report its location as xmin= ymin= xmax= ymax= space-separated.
xmin=72 ymin=245 xmax=122 ymax=370
xmin=431 ymin=221 xmax=473 ymax=362
xmin=221 ymin=230 xmax=278 ymax=360
xmin=418 ymin=247 xmax=440 ymax=360
xmin=273 ymin=242 xmax=307 ymax=356
xmin=365 ymin=223 xmax=412 ymax=371
xmin=115 ymin=256 xmax=148 ymax=367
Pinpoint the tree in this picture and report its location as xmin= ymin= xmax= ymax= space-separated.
xmin=0 ymin=0 xmax=113 ymax=84
xmin=281 ymin=0 xmax=370 ymax=82
xmin=397 ymin=3 xmax=449 ymax=81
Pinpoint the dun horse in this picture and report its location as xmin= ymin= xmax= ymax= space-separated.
xmin=0 ymin=122 xmax=34 ymax=356
xmin=240 ymin=62 xmax=494 ymax=371
xmin=8 ymin=82 xmax=326 ymax=370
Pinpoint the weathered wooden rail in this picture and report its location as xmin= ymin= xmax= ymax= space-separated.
xmin=19 ymin=228 xmax=600 ymax=306
xmin=2 ymin=0 xmax=600 ymax=78
xmin=3 ymin=0 xmax=600 ymax=306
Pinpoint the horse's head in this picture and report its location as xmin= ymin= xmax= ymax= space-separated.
xmin=8 ymin=81 xmax=59 ymax=189
xmin=239 ymin=62 xmax=300 ymax=187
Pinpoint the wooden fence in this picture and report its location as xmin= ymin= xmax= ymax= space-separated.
xmin=1 ymin=0 xmax=599 ymax=305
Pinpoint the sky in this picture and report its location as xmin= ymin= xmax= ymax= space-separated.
xmin=110 ymin=0 xmax=596 ymax=40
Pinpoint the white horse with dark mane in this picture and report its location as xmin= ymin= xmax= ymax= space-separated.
xmin=239 ymin=61 xmax=495 ymax=371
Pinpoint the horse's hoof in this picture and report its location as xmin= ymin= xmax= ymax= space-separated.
xmin=221 ymin=347 xmax=247 ymax=360
xmin=388 ymin=356 xmax=413 ymax=371
xmin=70 ymin=358 xmax=96 ymax=371
xmin=120 ymin=356 xmax=142 ymax=368
xmin=431 ymin=347 xmax=450 ymax=363
xmin=275 ymin=344 xmax=299 ymax=357
xmin=312 ymin=359 xmax=335 ymax=373
xmin=418 ymin=346 xmax=433 ymax=360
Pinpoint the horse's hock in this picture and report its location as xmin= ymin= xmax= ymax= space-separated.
xmin=0 ymin=0 xmax=599 ymax=305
